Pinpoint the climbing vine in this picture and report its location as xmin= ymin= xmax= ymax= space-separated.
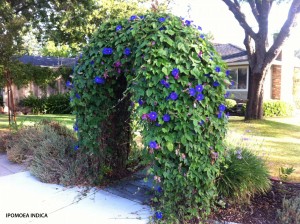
xmin=70 ymin=12 xmax=230 ymax=221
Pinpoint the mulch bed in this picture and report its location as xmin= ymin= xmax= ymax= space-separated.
xmin=210 ymin=179 xmax=300 ymax=224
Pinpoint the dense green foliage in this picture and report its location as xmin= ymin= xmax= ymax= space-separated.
xmin=0 ymin=93 xmax=3 ymax=107
xmin=19 ymin=93 xmax=72 ymax=114
xmin=71 ymin=13 xmax=230 ymax=220
xmin=263 ymin=100 xmax=295 ymax=117
xmin=217 ymin=147 xmax=271 ymax=204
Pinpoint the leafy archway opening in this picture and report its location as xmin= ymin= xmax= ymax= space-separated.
xmin=70 ymin=12 xmax=230 ymax=220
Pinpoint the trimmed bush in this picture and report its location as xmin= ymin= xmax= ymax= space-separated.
xmin=277 ymin=196 xmax=300 ymax=224
xmin=19 ymin=93 xmax=71 ymax=114
xmin=216 ymin=147 xmax=271 ymax=204
xmin=263 ymin=100 xmax=294 ymax=117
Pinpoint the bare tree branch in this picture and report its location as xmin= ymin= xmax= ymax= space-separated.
xmin=248 ymin=0 xmax=260 ymax=22
xmin=265 ymin=0 xmax=300 ymax=66
xmin=222 ymin=0 xmax=257 ymax=39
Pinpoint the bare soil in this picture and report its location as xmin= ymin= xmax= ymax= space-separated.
xmin=210 ymin=180 xmax=300 ymax=224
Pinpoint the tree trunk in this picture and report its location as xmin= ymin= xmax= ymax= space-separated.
xmin=245 ymin=71 xmax=265 ymax=120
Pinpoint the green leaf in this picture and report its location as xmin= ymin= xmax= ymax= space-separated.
xmin=166 ymin=142 xmax=174 ymax=151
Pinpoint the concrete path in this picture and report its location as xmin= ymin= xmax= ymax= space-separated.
xmin=0 ymin=153 xmax=153 ymax=224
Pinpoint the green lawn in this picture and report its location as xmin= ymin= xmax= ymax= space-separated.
xmin=1 ymin=114 xmax=299 ymax=182
xmin=0 ymin=114 xmax=75 ymax=131
xmin=227 ymin=116 xmax=300 ymax=182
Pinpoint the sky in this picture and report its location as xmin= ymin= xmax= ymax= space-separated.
xmin=170 ymin=0 xmax=300 ymax=49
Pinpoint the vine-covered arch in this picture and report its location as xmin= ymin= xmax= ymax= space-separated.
xmin=70 ymin=12 xmax=230 ymax=220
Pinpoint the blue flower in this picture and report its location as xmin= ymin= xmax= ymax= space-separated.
xmin=124 ymin=48 xmax=131 ymax=56
xmin=226 ymin=70 xmax=230 ymax=76
xmin=169 ymin=92 xmax=178 ymax=101
xmin=196 ymin=93 xmax=204 ymax=101
xmin=102 ymin=47 xmax=113 ymax=55
xmin=139 ymin=15 xmax=145 ymax=19
xmin=130 ymin=15 xmax=137 ymax=21
xmin=200 ymin=34 xmax=205 ymax=39
xmin=219 ymin=104 xmax=226 ymax=111
xmin=189 ymin=88 xmax=196 ymax=96
xmin=215 ymin=66 xmax=221 ymax=73
xmin=73 ymin=124 xmax=78 ymax=132
xmin=148 ymin=111 xmax=158 ymax=121
xmin=116 ymin=25 xmax=122 ymax=31
xmin=149 ymin=141 xmax=158 ymax=149
xmin=155 ymin=123 xmax=162 ymax=127
xmin=74 ymin=145 xmax=79 ymax=151
xmin=185 ymin=20 xmax=192 ymax=26
xmin=195 ymin=84 xmax=203 ymax=92
xmin=213 ymin=81 xmax=220 ymax=87
xmin=198 ymin=26 xmax=202 ymax=30
xmin=66 ymin=81 xmax=73 ymax=88
xmin=90 ymin=60 xmax=94 ymax=65
xmin=198 ymin=120 xmax=205 ymax=126
xmin=162 ymin=114 xmax=170 ymax=122
xmin=94 ymin=76 xmax=105 ymax=84
xmin=218 ymin=111 xmax=223 ymax=119
xmin=157 ymin=186 xmax=163 ymax=193
xmin=158 ymin=17 xmax=166 ymax=22
xmin=155 ymin=211 xmax=163 ymax=219
xmin=160 ymin=79 xmax=170 ymax=88
xmin=172 ymin=68 xmax=179 ymax=77
xmin=138 ymin=98 xmax=144 ymax=106
xmin=75 ymin=93 xmax=80 ymax=99
xmin=224 ymin=91 xmax=230 ymax=98
xmin=159 ymin=26 xmax=166 ymax=31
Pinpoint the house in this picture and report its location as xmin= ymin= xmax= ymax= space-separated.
xmin=1 ymin=55 xmax=77 ymax=113
xmin=214 ymin=42 xmax=300 ymax=103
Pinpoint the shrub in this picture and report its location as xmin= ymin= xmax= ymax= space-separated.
xmin=224 ymin=99 xmax=237 ymax=110
xmin=19 ymin=95 xmax=46 ymax=114
xmin=263 ymin=100 xmax=295 ymax=117
xmin=45 ymin=93 xmax=72 ymax=114
xmin=19 ymin=93 xmax=71 ymax=114
xmin=277 ymin=196 xmax=300 ymax=224
xmin=6 ymin=121 xmax=98 ymax=186
xmin=216 ymin=147 xmax=271 ymax=204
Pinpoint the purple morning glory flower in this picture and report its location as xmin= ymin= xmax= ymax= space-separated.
xmin=213 ymin=81 xmax=220 ymax=87
xmin=138 ymin=98 xmax=144 ymax=106
xmin=158 ymin=17 xmax=166 ymax=22
xmin=200 ymin=34 xmax=205 ymax=39
xmin=195 ymin=84 xmax=203 ymax=92
xmin=116 ymin=25 xmax=122 ymax=31
xmin=74 ymin=145 xmax=79 ymax=151
xmin=155 ymin=123 xmax=162 ymax=127
xmin=162 ymin=114 xmax=170 ymax=122
xmin=160 ymin=79 xmax=170 ymax=88
xmin=155 ymin=211 xmax=163 ymax=219
xmin=124 ymin=48 xmax=131 ymax=56
xmin=157 ymin=186 xmax=163 ymax=193
xmin=199 ymin=120 xmax=205 ymax=126
xmin=172 ymin=68 xmax=179 ymax=77
xmin=215 ymin=66 xmax=221 ymax=73
xmin=185 ymin=20 xmax=192 ymax=26
xmin=113 ymin=61 xmax=122 ymax=67
xmin=94 ymin=76 xmax=105 ymax=84
xmin=198 ymin=26 xmax=202 ymax=30
xmin=149 ymin=141 xmax=158 ymax=149
xmin=75 ymin=93 xmax=80 ymax=99
xmin=90 ymin=60 xmax=94 ymax=65
xmin=66 ymin=81 xmax=73 ymax=88
xmin=139 ymin=15 xmax=145 ymax=19
xmin=226 ymin=70 xmax=230 ymax=76
xmin=169 ymin=92 xmax=178 ymax=100
xmin=148 ymin=111 xmax=158 ymax=121
xmin=73 ymin=124 xmax=78 ymax=132
xmin=224 ymin=91 xmax=230 ymax=98
xmin=130 ymin=15 xmax=137 ymax=21
xmin=159 ymin=26 xmax=166 ymax=31
xmin=196 ymin=93 xmax=204 ymax=101
xmin=189 ymin=88 xmax=196 ymax=96
xmin=219 ymin=104 xmax=226 ymax=111
xmin=102 ymin=47 xmax=113 ymax=55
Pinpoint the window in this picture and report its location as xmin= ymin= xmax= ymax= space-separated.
xmin=228 ymin=67 xmax=248 ymax=90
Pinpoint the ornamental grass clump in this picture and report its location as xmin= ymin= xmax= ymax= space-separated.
xmin=70 ymin=12 xmax=231 ymax=221
xmin=216 ymin=147 xmax=271 ymax=204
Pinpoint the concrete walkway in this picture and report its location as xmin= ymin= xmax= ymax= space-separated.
xmin=0 ymin=153 xmax=153 ymax=224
